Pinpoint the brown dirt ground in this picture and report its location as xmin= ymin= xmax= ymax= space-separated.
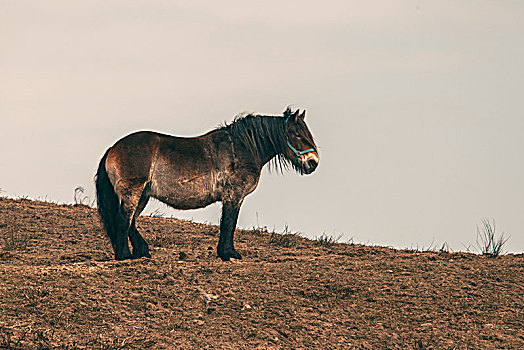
xmin=0 ymin=197 xmax=522 ymax=349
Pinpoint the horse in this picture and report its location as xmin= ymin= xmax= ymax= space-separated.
xmin=95 ymin=107 xmax=319 ymax=261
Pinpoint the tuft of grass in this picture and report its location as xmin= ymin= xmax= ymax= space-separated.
xmin=461 ymin=243 xmax=473 ymax=253
xmin=250 ymin=212 xmax=270 ymax=236
xmin=269 ymin=225 xmax=302 ymax=248
xmin=439 ymin=242 xmax=451 ymax=253
xmin=251 ymin=225 xmax=269 ymax=237
xmin=315 ymin=232 xmax=343 ymax=247
xmin=149 ymin=208 xmax=166 ymax=218
xmin=476 ymin=218 xmax=509 ymax=257
xmin=1 ymin=214 xmax=30 ymax=251
xmin=405 ymin=238 xmax=452 ymax=254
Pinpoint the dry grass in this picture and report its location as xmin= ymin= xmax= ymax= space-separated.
xmin=269 ymin=225 xmax=303 ymax=248
xmin=1 ymin=214 xmax=30 ymax=252
xmin=476 ymin=218 xmax=509 ymax=257
xmin=314 ymin=232 xmax=343 ymax=247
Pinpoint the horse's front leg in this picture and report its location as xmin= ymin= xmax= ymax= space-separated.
xmin=217 ymin=200 xmax=243 ymax=261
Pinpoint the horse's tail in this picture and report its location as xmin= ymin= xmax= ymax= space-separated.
xmin=95 ymin=149 xmax=119 ymax=249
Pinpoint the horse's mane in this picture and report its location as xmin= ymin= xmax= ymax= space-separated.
xmin=220 ymin=108 xmax=297 ymax=173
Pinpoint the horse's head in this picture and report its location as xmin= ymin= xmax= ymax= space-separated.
xmin=284 ymin=109 xmax=319 ymax=175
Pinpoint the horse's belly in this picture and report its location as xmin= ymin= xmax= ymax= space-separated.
xmin=150 ymin=173 xmax=222 ymax=210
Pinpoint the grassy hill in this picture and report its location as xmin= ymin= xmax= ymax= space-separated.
xmin=0 ymin=197 xmax=522 ymax=349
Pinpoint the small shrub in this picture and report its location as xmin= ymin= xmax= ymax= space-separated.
xmin=476 ymin=218 xmax=509 ymax=257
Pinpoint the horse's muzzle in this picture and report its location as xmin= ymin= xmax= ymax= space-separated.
xmin=301 ymin=153 xmax=319 ymax=174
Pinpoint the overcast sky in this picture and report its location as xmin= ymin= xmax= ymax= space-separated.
xmin=1 ymin=0 xmax=523 ymax=252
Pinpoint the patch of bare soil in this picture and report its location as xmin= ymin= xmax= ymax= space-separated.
xmin=0 ymin=197 xmax=522 ymax=349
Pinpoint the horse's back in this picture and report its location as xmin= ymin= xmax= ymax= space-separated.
xmin=106 ymin=130 xmax=206 ymax=172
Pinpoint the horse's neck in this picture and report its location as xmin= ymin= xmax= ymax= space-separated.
xmin=232 ymin=116 xmax=284 ymax=169
xmin=260 ymin=117 xmax=286 ymax=166
xmin=231 ymin=137 xmax=279 ymax=169
xmin=258 ymin=146 xmax=280 ymax=167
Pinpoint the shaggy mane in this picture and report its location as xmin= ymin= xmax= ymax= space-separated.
xmin=220 ymin=108 xmax=300 ymax=173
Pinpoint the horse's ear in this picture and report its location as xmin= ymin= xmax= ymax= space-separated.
xmin=291 ymin=109 xmax=300 ymax=122
xmin=299 ymin=110 xmax=306 ymax=120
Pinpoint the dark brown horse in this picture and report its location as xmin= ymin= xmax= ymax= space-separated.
xmin=95 ymin=108 xmax=319 ymax=261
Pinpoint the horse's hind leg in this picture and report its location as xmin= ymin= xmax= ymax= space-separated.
xmin=129 ymin=221 xmax=150 ymax=258
xmin=128 ymin=191 xmax=151 ymax=258
xmin=114 ymin=209 xmax=134 ymax=260
xmin=114 ymin=184 xmax=146 ymax=260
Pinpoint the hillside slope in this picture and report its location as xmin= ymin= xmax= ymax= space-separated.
xmin=0 ymin=197 xmax=522 ymax=349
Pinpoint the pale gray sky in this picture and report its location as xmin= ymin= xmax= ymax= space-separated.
xmin=1 ymin=1 xmax=523 ymax=252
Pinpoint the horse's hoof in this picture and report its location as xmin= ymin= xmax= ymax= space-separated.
xmin=217 ymin=248 xmax=242 ymax=261
xmin=115 ymin=253 xmax=135 ymax=261
xmin=133 ymin=250 xmax=151 ymax=259
xmin=229 ymin=250 xmax=242 ymax=260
